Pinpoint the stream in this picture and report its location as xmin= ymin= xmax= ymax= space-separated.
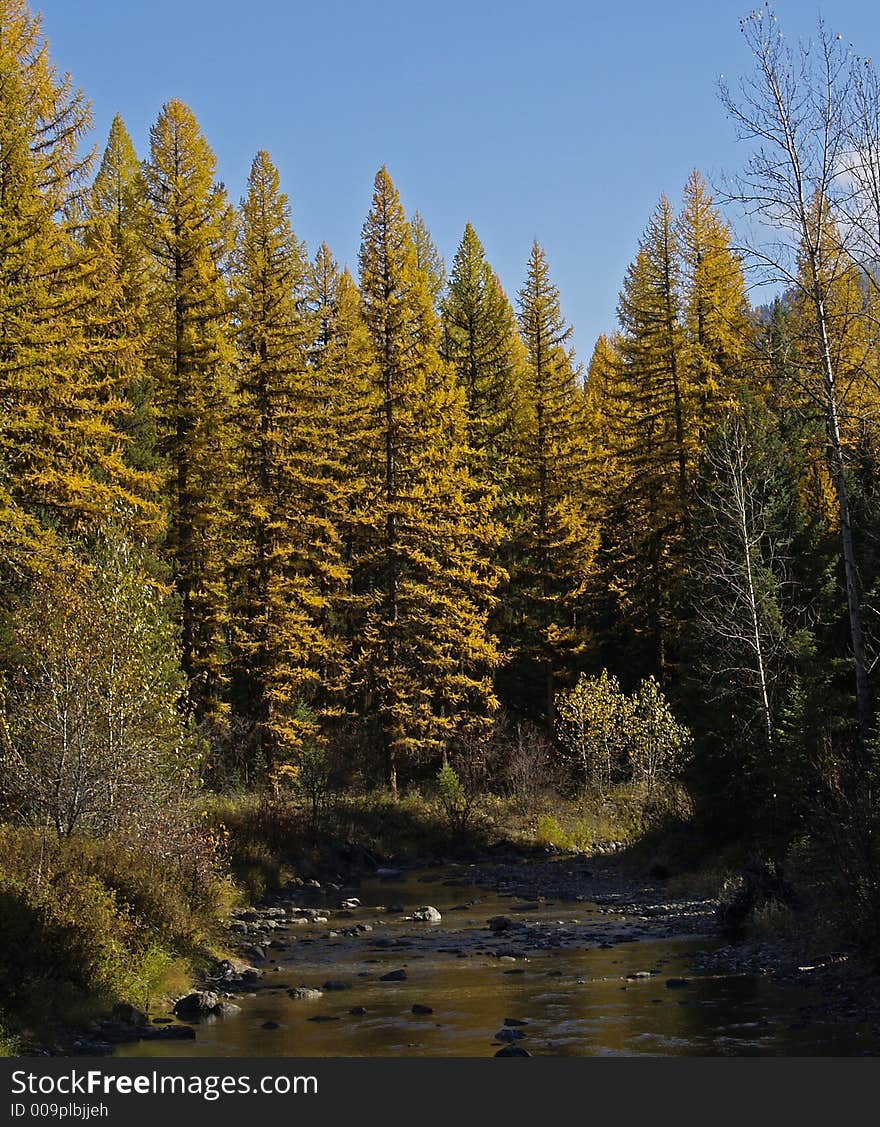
xmin=116 ymin=860 xmax=880 ymax=1057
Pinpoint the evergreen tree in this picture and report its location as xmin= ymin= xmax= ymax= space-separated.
xmin=88 ymin=115 xmax=159 ymax=481
xmin=504 ymin=241 xmax=596 ymax=725
xmin=441 ymin=222 xmax=525 ymax=478
xmin=678 ymin=170 xmax=753 ymax=454
xmin=230 ymin=152 xmax=347 ymax=779
xmin=143 ymin=99 xmax=235 ymax=722
xmin=410 ymin=209 xmax=446 ymax=310
xmin=308 ymin=246 xmax=381 ymax=680
xmin=356 ymin=167 xmax=502 ymax=793
xmin=0 ymin=0 xmax=157 ymax=585
xmin=584 ymin=333 xmax=630 ymax=505
xmin=606 ymin=196 xmax=690 ymax=677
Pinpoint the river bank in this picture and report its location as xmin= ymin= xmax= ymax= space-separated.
xmin=42 ymin=848 xmax=880 ymax=1058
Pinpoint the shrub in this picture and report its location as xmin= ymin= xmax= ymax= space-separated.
xmin=496 ymin=716 xmax=556 ymax=809
xmin=628 ymin=677 xmax=692 ymax=795
xmin=0 ymin=1022 xmax=17 ymax=1056
xmin=289 ymin=741 xmax=333 ymax=836
xmin=436 ymin=762 xmax=471 ymax=833
xmin=535 ymin=813 xmax=568 ymax=849
xmin=0 ymin=824 xmax=233 ymax=1038
xmin=0 ymin=872 xmax=129 ymax=1012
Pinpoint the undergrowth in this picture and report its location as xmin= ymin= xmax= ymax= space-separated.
xmin=0 ymin=825 xmax=236 ymax=1045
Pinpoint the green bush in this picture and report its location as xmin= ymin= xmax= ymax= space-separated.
xmin=0 ymin=872 xmax=128 ymax=1017
xmin=535 ymin=813 xmax=569 ymax=848
xmin=292 ymin=742 xmax=333 ymax=835
xmin=436 ymin=763 xmax=471 ymax=833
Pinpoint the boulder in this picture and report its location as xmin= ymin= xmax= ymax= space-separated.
xmin=288 ymin=986 xmax=323 ymax=1000
xmin=410 ymin=906 xmax=442 ymax=923
xmin=487 ymin=916 xmax=525 ymax=933
xmin=173 ymin=991 xmax=220 ymax=1018
xmin=95 ymin=1022 xmax=142 ymax=1044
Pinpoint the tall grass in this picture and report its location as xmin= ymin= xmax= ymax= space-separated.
xmin=0 ymin=825 xmax=236 ymax=1043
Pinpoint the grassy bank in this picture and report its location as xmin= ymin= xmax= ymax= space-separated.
xmin=205 ymin=780 xmax=692 ymax=899
xmin=0 ymin=825 xmax=237 ymax=1054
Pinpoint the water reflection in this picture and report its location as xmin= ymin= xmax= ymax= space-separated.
xmin=117 ymin=869 xmax=878 ymax=1058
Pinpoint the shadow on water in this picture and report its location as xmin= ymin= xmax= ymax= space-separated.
xmin=117 ymin=867 xmax=880 ymax=1058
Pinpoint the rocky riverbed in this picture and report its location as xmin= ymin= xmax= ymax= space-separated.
xmin=90 ymin=852 xmax=876 ymax=1056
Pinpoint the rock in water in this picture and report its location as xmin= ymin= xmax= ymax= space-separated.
xmin=172 ymin=991 xmax=219 ymax=1018
xmin=288 ymin=986 xmax=323 ymax=1000
xmin=495 ymin=1045 xmax=531 ymax=1057
xmin=410 ymin=906 xmax=442 ymax=922
xmin=379 ymin=969 xmax=407 ymax=982
xmin=487 ymin=915 xmax=525 ymax=932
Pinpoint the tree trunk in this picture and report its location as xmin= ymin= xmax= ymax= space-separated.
xmin=812 ymin=284 xmax=873 ymax=745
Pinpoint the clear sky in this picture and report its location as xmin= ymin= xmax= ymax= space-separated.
xmin=33 ymin=0 xmax=880 ymax=363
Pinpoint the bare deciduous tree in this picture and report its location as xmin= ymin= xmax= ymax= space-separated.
xmin=720 ymin=8 xmax=872 ymax=742
xmin=693 ymin=415 xmax=790 ymax=757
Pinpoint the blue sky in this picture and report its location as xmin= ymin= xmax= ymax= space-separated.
xmin=35 ymin=0 xmax=880 ymax=363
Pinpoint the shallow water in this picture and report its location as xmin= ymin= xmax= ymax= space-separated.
xmin=117 ymin=868 xmax=879 ymax=1058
